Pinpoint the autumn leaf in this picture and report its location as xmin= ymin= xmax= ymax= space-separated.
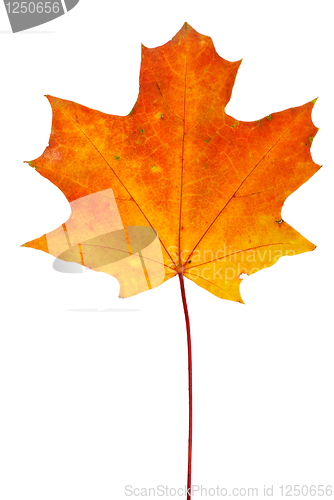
xmin=22 ymin=23 xmax=319 ymax=303
xmin=22 ymin=23 xmax=320 ymax=497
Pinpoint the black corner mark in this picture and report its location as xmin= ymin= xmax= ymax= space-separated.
xmin=3 ymin=0 xmax=80 ymax=33
xmin=64 ymin=0 xmax=79 ymax=11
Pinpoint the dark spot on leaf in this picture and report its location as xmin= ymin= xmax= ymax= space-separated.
xmin=276 ymin=219 xmax=283 ymax=224
xmin=115 ymin=156 xmax=120 ymax=160
xmin=268 ymin=114 xmax=272 ymax=121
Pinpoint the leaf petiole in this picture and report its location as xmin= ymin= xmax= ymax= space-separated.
xmin=178 ymin=272 xmax=192 ymax=499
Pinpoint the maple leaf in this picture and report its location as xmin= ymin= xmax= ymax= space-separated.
xmin=22 ymin=23 xmax=319 ymax=303
xmin=22 ymin=24 xmax=320 ymax=498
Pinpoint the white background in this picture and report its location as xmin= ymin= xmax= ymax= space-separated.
xmin=0 ymin=0 xmax=333 ymax=498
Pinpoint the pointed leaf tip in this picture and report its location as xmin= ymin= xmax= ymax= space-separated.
xmin=181 ymin=21 xmax=196 ymax=32
xmin=24 ymin=160 xmax=35 ymax=168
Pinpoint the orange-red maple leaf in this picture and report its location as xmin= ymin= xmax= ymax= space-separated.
xmin=22 ymin=23 xmax=320 ymax=301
